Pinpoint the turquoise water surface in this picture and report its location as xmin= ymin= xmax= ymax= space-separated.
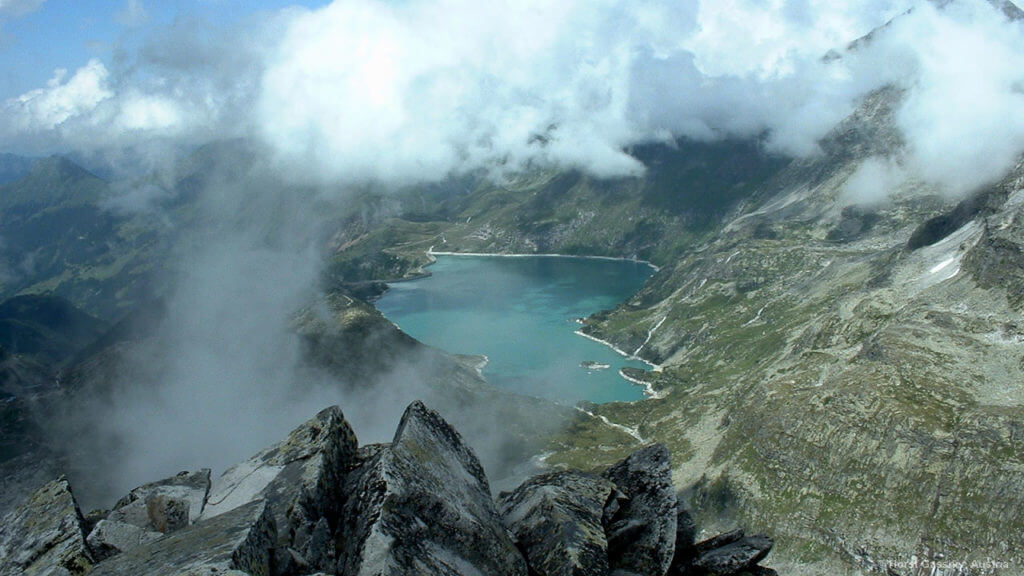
xmin=375 ymin=255 xmax=654 ymax=404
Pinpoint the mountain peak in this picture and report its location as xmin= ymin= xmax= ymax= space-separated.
xmin=0 ymin=155 xmax=107 ymax=211
xmin=28 ymin=155 xmax=99 ymax=183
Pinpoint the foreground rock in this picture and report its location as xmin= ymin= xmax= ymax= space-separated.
xmin=1 ymin=402 xmax=779 ymax=575
xmin=110 ymin=468 xmax=211 ymax=527
xmin=672 ymin=529 xmax=776 ymax=576
xmin=201 ymin=405 xmax=357 ymax=563
xmin=87 ymin=468 xmax=213 ymax=560
xmin=86 ymin=518 xmax=162 ymax=562
xmin=91 ymin=499 xmax=276 ymax=576
xmin=602 ymin=444 xmax=678 ymax=576
xmin=0 ymin=477 xmax=93 ymax=576
xmin=498 ymin=471 xmax=617 ymax=576
xmin=339 ymin=400 xmax=528 ymax=576
xmin=690 ymin=535 xmax=773 ymax=576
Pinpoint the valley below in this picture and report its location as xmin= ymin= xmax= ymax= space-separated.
xmin=4 ymin=111 xmax=1024 ymax=574
xmin=2 ymin=2 xmax=1024 ymax=574
xmin=310 ymin=88 xmax=1024 ymax=574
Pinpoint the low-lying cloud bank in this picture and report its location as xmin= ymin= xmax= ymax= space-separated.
xmin=1 ymin=0 xmax=1021 ymax=197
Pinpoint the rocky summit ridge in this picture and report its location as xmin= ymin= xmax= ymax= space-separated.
xmin=0 ymin=401 xmax=776 ymax=576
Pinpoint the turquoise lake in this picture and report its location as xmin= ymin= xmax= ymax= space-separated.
xmin=375 ymin=255 xmax=655 ymax=404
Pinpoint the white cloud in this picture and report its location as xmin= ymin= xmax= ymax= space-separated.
xmin=1 ymin=0 xmax=1022 ymax=197
xmin=257 ymin=0 xmax=652 ymax=183
xmin=685 ymin=0 xmax=907 ymax=78
xmin=889 ymin=0 xmax=1024 ymax=195
xmin=255 ymin=0 xmax=922 ymax=183
xmin=843 ymin=156 xmax=908 ymax=204
xmin=5 ymin=59 xmax=113 ymax=130
xmin=116 ymin=92 xmax=184 ymax=132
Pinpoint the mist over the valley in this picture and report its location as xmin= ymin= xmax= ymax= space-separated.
xmin=2 ymin=0 xmax=1024 ymax=507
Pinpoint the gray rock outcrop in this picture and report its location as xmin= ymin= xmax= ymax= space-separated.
xmin=602 ymin=443 xmax=678 ymax=576
xmin=498 ymin=470 xmax=617 ymax=576
xmin=338 ymin=400 xmax=528 ymax=576
xmin=0 ymin=477 xmax=93 ymax=576
xmin=86 ymin=468 xmax=213 ymax=560
xmin=201 ymin=405 xmax=357 ymax=560
xmin=690 ymin=534 xmax=773 ymax=576
xmin=110 ymin=468 xmax=211 ymax=527
xmin=86 ymin=518 xmax=162 ymax=562
xmin=0 ymin=402 xmax=778 ymax=576
xmin=91 ymin=499 xmax=276 ymax=576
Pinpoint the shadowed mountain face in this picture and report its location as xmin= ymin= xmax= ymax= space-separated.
xmin=0 ymin=157 xmax=167 ymax=321
xmin=0 ymin=294 xmax=108 ymax=365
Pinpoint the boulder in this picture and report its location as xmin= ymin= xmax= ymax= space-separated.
xmin=109 ymin=468 xmax=211 ymax=528
xmin=0 ymin=477 xmax=93 ymax=576
xmin=84 ymin=469 xmax=211 ymax=561
xmin=85 ymin=518 xmax=161 ymax=562
xmin=669 ymin=506 xmax=698 ymax=573
xmin=694 ymin=529 xmax=744 ymax=556
xmin=691 ymin=535 xmax=773 ymax=576
xmin=602 ymin=444 xmax=678 ymax=576
xmin=201 ymin=406 xmax=358 ymax=554
xmin=91 ymin=499 xmax=276 ymax=576
xmin=498 ymin=470 xmax=618 ymax=576
xmin=338 ymin=401 xmax=528 ymax=576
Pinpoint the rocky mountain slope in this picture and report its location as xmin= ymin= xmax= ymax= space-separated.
xmin=560 ymin=90 xmax=1024 ymax=574
xmin=316 ymin=82 xmax=1024 ymax=576
xmin=0 ymin=401 xmax=778 ymax=576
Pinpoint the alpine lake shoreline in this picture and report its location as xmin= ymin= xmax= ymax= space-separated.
xmin=373 ymin=249 xmax=662 ymax=406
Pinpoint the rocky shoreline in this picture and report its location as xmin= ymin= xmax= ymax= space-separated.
xmin=0 ymin=401 xmax=776 ymax=576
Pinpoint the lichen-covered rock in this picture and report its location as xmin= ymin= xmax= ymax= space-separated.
xmin=338 ymin=401 xmax=528 ymax=576
xmin=602 ymin=444 xmax=677 ymax=576
xmin=111 ymin=468 xmax=211 ymax=528
xmin=91 ymin=499 xmax=276 ymax=576
xmin=498 ymin=470 xmax=617 ymax=576
xmin=85 ymin=518 xmax=161 ymax=561
xmin=0 ymin=477 xmax=93 ymax=576
xmin=84 ymin=469 xmax=211 ymax=561
xmin=690 ymin=535 xmax=772 ymax=576
xmin=201 ymin=405 xmax=357 ymax=554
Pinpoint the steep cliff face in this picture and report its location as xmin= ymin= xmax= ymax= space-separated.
xmin=0 ymin=402 xmax=778 ymax=576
